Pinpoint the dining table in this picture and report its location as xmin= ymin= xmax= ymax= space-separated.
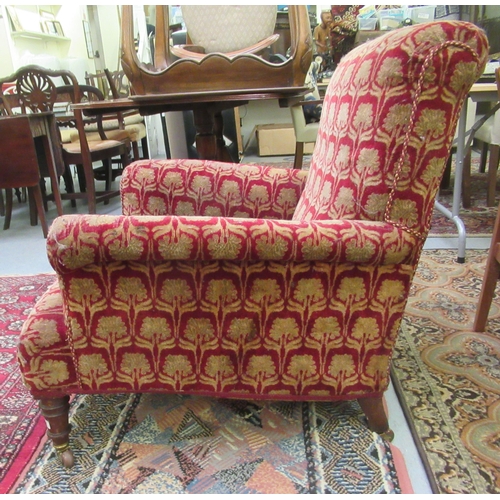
xmin=72 ymin=87 xmax=308 ymax=163
xmin=434 ymin=82 xmax=499 ymax=263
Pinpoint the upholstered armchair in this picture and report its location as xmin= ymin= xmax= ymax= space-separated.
xmin=18 ymin=21 xmax=488 ymax=467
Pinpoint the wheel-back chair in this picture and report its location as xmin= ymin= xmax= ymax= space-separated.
xmin=0 ymin=65 xmax=131 ymax=214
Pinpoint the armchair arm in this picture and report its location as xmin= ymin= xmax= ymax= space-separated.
xmin=47 ymin=214 xmax=420 ymax=274
xmin=121 ymin=159 xmax=308 ymax=220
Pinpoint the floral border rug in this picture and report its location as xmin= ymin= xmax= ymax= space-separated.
xmin=13 ymin=392 xmax=402 ymax=494
xmin=392 ymin=249 xmax=500 ymax=494
xmin=0 ymin=273 xmax=57 ymax=494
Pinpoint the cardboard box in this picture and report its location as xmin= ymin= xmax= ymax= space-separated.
xmin=256 ymin=123 xmax=315 ymax=156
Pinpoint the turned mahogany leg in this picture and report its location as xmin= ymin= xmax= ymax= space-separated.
xmin=294 ymin=142 xmax=304 ymax=169
xmin=358 ymin=395 xmax=394 ymax=442
xmin=39 ymin=396 xmax=74 ymax=468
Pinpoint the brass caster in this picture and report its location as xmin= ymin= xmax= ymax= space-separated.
xmin=378 ymin=428 xmax=395 ymax=442
xmin=59 ymin=449 xmax=74 ymax=468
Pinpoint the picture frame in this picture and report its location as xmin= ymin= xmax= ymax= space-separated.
xmin=82 ymin=20 xmax=94 ymax=58
xmin=53 ymin=20 xmax=64 ymax=37
xmin=44 ymin=20 xmax=58 ymax=35
xmin=43 ymin=20 xmax=64 ymax=37
xmin=6 ymin=6 xmax=22 ymax=32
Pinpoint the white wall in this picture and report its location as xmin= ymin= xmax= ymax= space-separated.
xmin=0 ymin=4 xmax=120 ymax=82
xmin=96 ymin=5 xmax=122 ymax=72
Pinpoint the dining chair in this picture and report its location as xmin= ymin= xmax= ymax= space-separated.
xmin=474 ymin=198 xmax=500 ymax=331
xmin=84 ymin=69 xmax=149 ymax=162
xmin=462 ymin=67 xmax=500 ymax=208
xmin=0 ymin=115 xmax=48 ymax=237
xmin=473 ymin=68 xmax=500 ymax=331
xmin=0 ymin=65 xmax=131 ymax=214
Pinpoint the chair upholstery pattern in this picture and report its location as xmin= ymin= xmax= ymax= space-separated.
xmin=120 ymin=159 xmax=308 ymax=219
xmin=17 ymin=21 xmax=488 ymax=465
xmin=294 ymin=22 xmax=488 ymax=240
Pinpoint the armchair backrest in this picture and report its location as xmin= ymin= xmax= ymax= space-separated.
xmin=293 ymin=21 xmax=489 ymax=240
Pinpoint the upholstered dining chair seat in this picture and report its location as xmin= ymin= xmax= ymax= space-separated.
xmin=18 ymin=21 xmax=489 ymax=469
xmin=69 ymin=123 xmax=146 ymax=144
xmin=81 ymin=112 xmax=145 ymax=131
xmin=63 ymin=138 xmax=127 ymax=154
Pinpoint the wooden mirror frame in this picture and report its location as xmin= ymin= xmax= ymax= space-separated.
xmin=120 ymin=5 xmax=313 ymax=95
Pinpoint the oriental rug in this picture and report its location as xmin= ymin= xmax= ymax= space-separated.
xmin=392 ymin=249 xmax=500 ymax=494
xmin=0 ymin=273 xmax=57 ymax=494
xmin=12 ymin=393 xmax=403 ymax=494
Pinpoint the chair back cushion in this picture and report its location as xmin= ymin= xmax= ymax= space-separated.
xmin=293 ymin=21 xmax=488 ymax=239
xmin=181 ymin=6 xmax=277 ymax=53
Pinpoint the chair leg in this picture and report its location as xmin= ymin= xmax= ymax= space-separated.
xmin=474 ymin=200 xmax=500 ymax=331
xmin=63 ymin=166 xmax=77 ymax=208
xmin=479 ymin=140 xmax=488 ymax=173
xmin=357 ymin=395 xmax=394 ymax=441
xmin=76 ymin=165 xmax=87 ymax=193
xmin=141 ymin=136 xmax=149 ymax=159
xmin=474 ymin=245 xmax=500 ymax=332
xmin=294 ymin=142 xmax=304 ymax=169
xmin=462 ymin=149 xmax=472 ymax=209
xmin=102 ymin=159 xmax=114 ymax=206
xmin=440 ymin=153 xmax=452 ymax=190
xmin=3 ymin=189 xmax=13 ymax=230
xmin=486 ymin=144 xmax=499 ymax=207
xmin=39 ymin=396 xmax=74 ymax=468
xmin=29 ymin=185 xmax=49 ymax=237
xmin=132 ymin=141 xmax=140 ymax=161
xmin=39 ymin=179 xmax=49 ymax=213
xmin=0 ymin=189 xmax=4 ymax=217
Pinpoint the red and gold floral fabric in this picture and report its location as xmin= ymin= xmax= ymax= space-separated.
xmin=121 ymin=160 xmax=308 ymax=220
xmin=18 ymin=22 xmax=489 ymax=403
xmin=294 ymin=21 xmax=489 ymax=240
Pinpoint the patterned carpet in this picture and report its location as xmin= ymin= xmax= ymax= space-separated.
xmin=392 ymin=249 xmax=500 ymax=494
xmin=13 ymin=394 xmax=401 ymax=494
xmin=0 ymin=274 xmax=57 ymax=494
xmin=433 ymin=163 xmax=499 ymax=237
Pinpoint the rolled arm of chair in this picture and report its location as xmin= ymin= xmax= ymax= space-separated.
xmin=47 ymin=214 xmax=420 ymax=274
xmin=120 ymin=159 xmax=308 ymax=220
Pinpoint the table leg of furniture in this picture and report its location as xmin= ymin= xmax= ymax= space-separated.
xmin=192 ymin=107 xmax=218 ymax=160
xmin=192 ymin=102 xmax=246 ymax=162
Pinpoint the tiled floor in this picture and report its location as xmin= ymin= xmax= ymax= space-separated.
xmin=0 ymin=157 xmax=492 ymax=494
